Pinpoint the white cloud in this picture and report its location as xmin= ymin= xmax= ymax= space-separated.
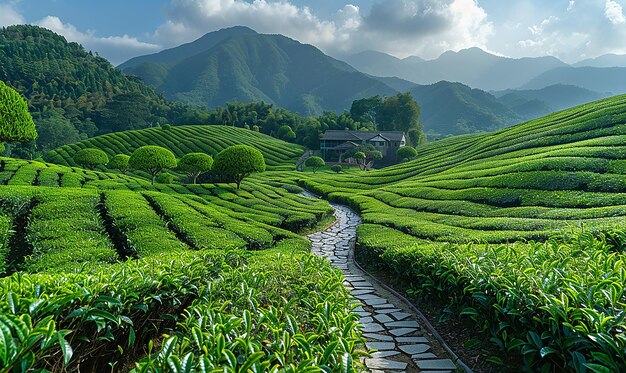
xmin=36 ymin=16 xmax=160 ymax=64
xmin=0 ymin=3 xmax=25 ymax=27
xmin=567 ymin=1 xmax=575 ymax=12
xmin=152 ymin=0 xmax=493 ymax=59
xmin=605 ymin=0 xmax=626 ymax=24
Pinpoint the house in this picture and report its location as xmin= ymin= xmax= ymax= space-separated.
xmin=320 ymin=130 xmax=406 ymax=162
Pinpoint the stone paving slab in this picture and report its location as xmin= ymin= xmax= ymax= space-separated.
xmin=304 ymin=195 xmax=459 ymax=373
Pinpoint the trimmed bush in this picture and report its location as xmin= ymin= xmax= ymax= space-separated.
xmin=177 ymin=152 xmax=213 ymax=184
xmin=213 ymin=145 xmax=266 ymax=189
xmin=108 ymin=154 xmax=130 ymax=174
xmin=397 ymin=146 xmax=417 ymax=161
xmin=73 ymin=148 xmax=109 ymax=170
xmin=129 ymin=145 xmax=177 ymax=186
xmin=305 ymin=156 xmax=325 ymax=173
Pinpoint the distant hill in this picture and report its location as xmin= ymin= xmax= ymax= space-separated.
xmin=574 ymin=53 xmax=626 ymax=68
xmin=494 ymin=84 xmax=607 ymax=113
xmin=408 ymin=81 xmax=523 ymax=135
xmin=521 ymin=66 xmax=626 ymax=94
xmin=120 ymin=27 xmax=396 ymax=116
xmin=344 ymin=48 xmax=567 ymax=91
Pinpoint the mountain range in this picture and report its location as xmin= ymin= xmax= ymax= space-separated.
xmin=344 ymin=48 xmax=626 ymax=96
xmin=119 ymin=27 xmax=617 ymax=136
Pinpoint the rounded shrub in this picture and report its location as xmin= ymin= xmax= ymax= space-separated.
xmin=305 ymin=156 xmax=325 ymax=173
xmin=0 ymin=80 xmax=37 ymax=142
xmin=108 ymin=154 xmax=131 ymax=174
xmin=331 ymin=165 xmax=343 ymax=173
xmin=129 ymin=145 xmax=177 ymax=185
xmin=213 ymin=145 xmax=265 ymax=189
xmin=74 ymin=148 xmax=109 ymax=170
xmin=177 ymin=152 xmax=213 ymax=184
xmin=397 ymin=146 xmax=417 ymax=161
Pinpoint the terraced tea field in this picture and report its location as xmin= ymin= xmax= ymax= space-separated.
xmin=0 ymin=152 xmax=354 ymax=370
xmin=301 ymin=94 xmax=626 ymax=371
xmin=43 ymin=125 xmax=304 ymax=170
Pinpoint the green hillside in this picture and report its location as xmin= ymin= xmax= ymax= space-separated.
xmin=43 ymin=125 xmax=304 ymax=170
xmin=300 ymin=94 xmax=626 ymax=371
xmin=120 ymin=27 xmax=396 ymax=116
xmin=304 ymin=94 xmax=626 ymax=242
xmin=0 ymin=25 xmax=208 ymax=151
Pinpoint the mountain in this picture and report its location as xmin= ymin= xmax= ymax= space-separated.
xmin=494 ymin=84 xmax=607 ymax=113
xmin=343 ymin=48 xmax=567 ymax=91
xmin=574 ymin=53 xmax=626 ymax=68
xmin=0 ymin=25 xmax=208 ymax=153
xmin=521 ymin=66 xmax=626 ymax=94
xmin=120 ymin=27 xmax=396 ymax=116
xmin=408 ymin=81 xmax=523 ymax=135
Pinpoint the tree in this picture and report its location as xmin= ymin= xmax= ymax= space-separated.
xmin=108 ymin=154 xmax=130 ymax=174
xmin=305 ymin=156 xmax=325 ymax=173
xmin=0 ymin=80 xmax=37 ymax=143
xmin=377 ymin=92 xmax=421 ymax=133
xmin=277 ymin=125 xmax=296 ymax=142
xmin=74 ymin=148 xmax=109 ymax=170
xmin=33 ymin=109 xmax=80 ymax=151
xmin=129 ymin=145 xmax=177 ymax=186
xmin=177 ymin=152 xmax=213 ymax=184
xmin=213 ymin=145 xmax=266 ymax=189
xmin=350 ymin=96 xmax=383 ymax=126
xmin=331 ymin=165 xmax=342 ymax=173
xmin=397 ymin=146 xmax=417 ymax=161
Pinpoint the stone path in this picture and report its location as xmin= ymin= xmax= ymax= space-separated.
xmin=306 ymin=197 xmax=461 ymax=373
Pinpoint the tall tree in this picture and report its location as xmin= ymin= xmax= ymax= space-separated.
xmin=378 ymin=92 xmax=422 ymax=133
xmin=0 ymin=80 xmax=37 ymax=143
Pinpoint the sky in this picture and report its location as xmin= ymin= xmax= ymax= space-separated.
xmin=1 ymin=0 xmax=626 ymax=65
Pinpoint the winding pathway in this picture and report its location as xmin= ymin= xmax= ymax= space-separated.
xmin=305 ymin=194 xmax=464 ymax=373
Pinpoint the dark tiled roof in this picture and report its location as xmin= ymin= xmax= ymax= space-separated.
xmin=322 ymin=130 xmax=405 ymax=142
xmin=331 ymin=141 xmax=360 ymax=150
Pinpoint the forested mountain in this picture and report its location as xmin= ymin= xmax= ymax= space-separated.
xmin=409 ymin=81 xmax=523 ymax=135
xmin=119 ymin=27 xmax=396 ymax=116
xmin=0 ymin=25 xmax=209 ymax=155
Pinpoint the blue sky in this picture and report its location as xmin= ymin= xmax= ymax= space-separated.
xmin=1 ymin=0 xmax=625 ymax=65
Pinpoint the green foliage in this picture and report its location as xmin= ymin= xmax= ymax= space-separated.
xmin=133 ymin=251 xmax=364 ymax=372
xmin=0 ymin=25 xmax=210 ymax=146
xmin=396 ymin=146 xmax=417 ymax=161
xmin=155 ymin=172 xmax=174 ymax=184
xmin=32 ymin=109 xmax=80 ymax=151
xmin=129 ymin=146 xmax=177 ymax=185
xmin=177 ymin=153 xmax=213 ymax=184
xmin=277 ymin=125 xmax=296 ymax=142
xmin=108 ymin=154 xmax=130 ymax=174
xmin=304 ymin=156 xmax=325 ymax=173
xmin=213 ymin=145 xmax=266 ymax=189
xmin=353 ymin=152 xmax=365 ymax=160
xmin=73 ymin=148 xmax=109 ymax=170
xmin=0 ymin=80 xmax=36 ymax=143
xmin=331 ymin=165 xmax=343 ymax=173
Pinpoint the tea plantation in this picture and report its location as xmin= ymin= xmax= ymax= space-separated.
xmin=4 ymin=94 xmax=626 ymax=371
xmin=43 ymin=125 xmax=304 ymax=170
xmin=0 ymin=151 xmax=360 ymax=369
xmin=301 ymin=94 xmax=626 ymax=371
